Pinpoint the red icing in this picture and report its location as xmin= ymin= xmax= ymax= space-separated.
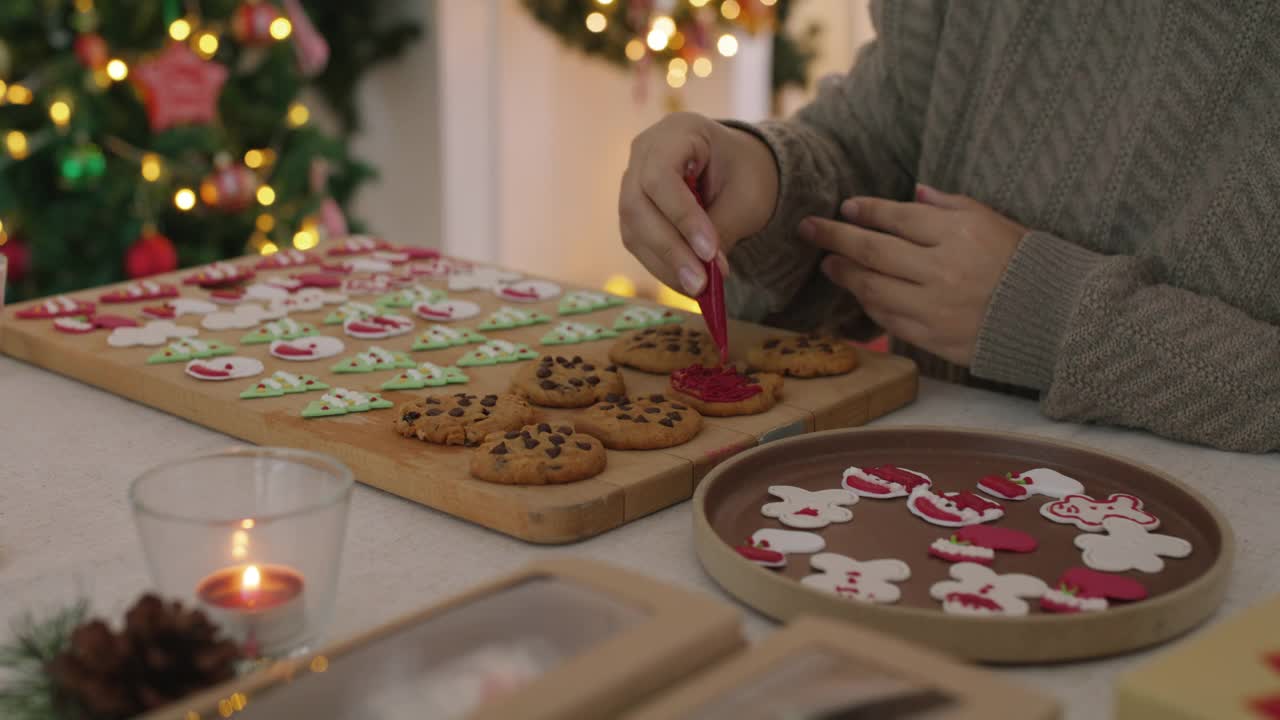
xmin=293 ymin=272 xmax=344 ymax=289
xmin=945 ymin=592 xmax=1002 ymax=612
xmin=92 ymin=315 xmax=140 ymax=329
xmin=955 ymin=525 xmax=1038 ymax=553
xmin=100 ymin=283 xmax=178 ymax=303
xmin=210 ymin=288 xmax=245 ymax=301
xmin=1057 ymin=567 xmax=1147 ymax=601
xmin=1039 ymin=595 xmax=1086 ymax=614
xmin=397 ymin=246 xmax=439 ymax=260
xmin=142 ymin=304 xmax=176 ymax=319
xmin=16 ymin=298 xmax=96 ymax=319
xmin=1251 ymin=695 xmax=1280 ymax=719
xmin=734 ymin=545 xmax=785 ymax=566
xmin=951 ymin=491 xmax=1002 ymax=514
xmin=977 ymin=474 xmax=1029 ymax=499
xmin=187 ymin=363 xmax=230 ymax=378
xmin=498 ymin=285 xmax=538 ymax=300
xmin=273 ymin=343 xmax=315 ymax=358
xmin=795 ymin=507 xmax=820 ymax=517
xmin=417 ymin=306 xmax=451 ymax=319
xmin=910 ymin=495 xmax=963 ymax=524
xmin=1267 ymin=653 xmax=1280 ymax=674
xmin=928 ymin=543 xmax=993 ymax=565
xmin=670 ymin=365 xmax=762 ymax=403
xmin=864 ymin=465 xmax=931 ymax=491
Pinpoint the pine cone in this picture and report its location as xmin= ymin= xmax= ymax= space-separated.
xmin=47 ymin=594 xmax=241 ymax=720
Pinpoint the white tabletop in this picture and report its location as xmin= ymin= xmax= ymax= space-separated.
xmin=2 ymin=354 xmax=1277 ymax=719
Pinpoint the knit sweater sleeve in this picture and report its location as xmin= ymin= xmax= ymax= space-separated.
xmin=723 ymin=0 xmax=944 ymax=325
xmin=971 ymin=232 xmax=1280 ymax=453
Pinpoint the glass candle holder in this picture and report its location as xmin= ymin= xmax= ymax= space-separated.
xmin=130 ymin=446 xmax=353 ymax=658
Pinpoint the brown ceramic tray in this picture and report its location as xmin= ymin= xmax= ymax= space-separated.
xmin=694 ymin=426 xmax=1234 ymax=663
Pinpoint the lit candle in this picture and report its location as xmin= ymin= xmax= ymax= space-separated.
xmin=197 ymin=563 xmax=306 ymax=658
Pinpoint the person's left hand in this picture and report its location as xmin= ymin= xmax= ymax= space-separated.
xmin=798 ymin=185 xmax=1027 ymax=366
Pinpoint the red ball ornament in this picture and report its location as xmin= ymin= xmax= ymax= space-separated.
xmin=73 ymin=33 xmax=109 ymax=70
xmin=125 ymin=231 xmax=178 ymax=279
xmin=0 ymin=233 xmax=31 ymax=283
xmin=232 ymin=2 xmax=283 ymax=46
xmin=200 ymin=156 xmax=259 ymax=212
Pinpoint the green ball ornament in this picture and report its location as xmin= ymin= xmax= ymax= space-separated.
xmin=58 ymin=142 xmax=107 ymax=190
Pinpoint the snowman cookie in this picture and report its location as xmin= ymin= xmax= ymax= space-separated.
xmin=185 ymin=356 xmax=265 ymax=381
xmin=760 ymin=486 xmax=858 ymax=529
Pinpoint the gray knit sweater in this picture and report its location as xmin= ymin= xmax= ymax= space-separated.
xmin=726 ymin=0 xmax=1280 ymax=453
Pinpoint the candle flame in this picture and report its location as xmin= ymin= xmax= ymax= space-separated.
xmin=242 ymin=565 xmax=261 ymax=591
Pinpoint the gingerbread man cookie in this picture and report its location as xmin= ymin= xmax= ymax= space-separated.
xmin=800 ymin=553 xmax=911 ymax=605
xmin=761 ymin=486 xmax=858 ymax=529
xmin=929 ymin=562 xmax=1048 ymax=616
xmin=1039 ymin=493 xmax=1160 ymax=532
xmin=1074 ymin=517 xmax=1191 ymax=573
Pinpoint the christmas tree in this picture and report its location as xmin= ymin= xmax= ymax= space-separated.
xmin=0 ymin=0 xmax=420 ymax=302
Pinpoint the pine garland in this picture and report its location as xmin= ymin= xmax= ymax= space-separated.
xmin=0 ymin=600 xmax=88 ymax=720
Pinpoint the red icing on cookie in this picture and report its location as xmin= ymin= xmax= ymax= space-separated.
xmin=187 ymin=363 xmax=231 ymax=378
xmin=292 ymin=272 xmax=344 ymax=289
xmin=210 ymin=288 xmax=245 ymax=301
xmin=944 ymin=592 xmax=1002 ymax=612
xmin=910 ymin=495 xmax=963 ymax=524
xmin=273 ymin=343 xmax=316 ymax=358
xmin=1058 ymin=567 xmax=1147 ymax=601
xmin=142 ymin=304 xmax=176 ymax=319
xmin=794 ymin=507 xmax=820 ymax=517
xmin=955 ymin=525 xmax=1038 ymax=553
xmin=734 ymin=544 xmax=785 ymax=567
xmin=856 ymin=465 xmax=931 ymax=494
xmin=670 ymin=365 xmax=762 ymax=403
xmin=1252 ymin=695 xmax=1280 ymax=720
xmin=417 ymin=306 xmax=452 ymax=319
xmin=977 ymin=474 xmax=1029 ymax=499
xmin=1267 ymin=653 xmax=1280 ymax=674
xmin=497 ymin=285 xmax=538 ymax=300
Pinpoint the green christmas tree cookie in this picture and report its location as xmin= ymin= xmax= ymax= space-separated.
xmin=558 ymin=290 xmax=625 ymax=315
xmin=410 ymin=324 xmax=487 ymax=351
xmin=146 ymin=339 xmax=236 ymax=364
xmin=476 ymin=306 xmax=551 ymax=331
xmin=380 ymin=362 xmax=470 ymax=390
xmin=301 ymin=388 xmax=394 ymax=418
xmin=239 ymin=371 xmax=329 ymax=399
xmin=540 ymin=321 xmax=618 ymax=346
xmin=613 ymin=305 xmax=685 ymax=331
xmin=330 ymin=346 xmax=417 ymax=374
xmin=456 ymin=339 xmax=539 ymax=367
xmin=323 ymin=302 xmax=380 ymax=325
xmin=241 ymin=318 xmax=318 ymax=345
xmin=375 ymin=285 xmax=446 ymax=309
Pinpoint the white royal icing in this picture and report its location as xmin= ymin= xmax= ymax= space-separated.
xmin=929 ymin=563 xmax=1047 ymax=616
xmin=801 ymin=553 xmax=911 ymax=605
xmin=107 ymin=321 xmax=198 ymax=348
xmin=1040 ymin=493 xmax=1160 ymax=532
xmin=760 ymin=486 xmax=858 ymax=529
xmin=1074 ymin=517 xmax=1192 ymax=573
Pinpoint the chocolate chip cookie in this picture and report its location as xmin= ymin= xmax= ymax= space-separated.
xmin=747 ymin=334 xmax=859 ymax=377
xmin=608 ymin=326 xmax=720 ymax=374
xmin=395 ymin=392 xmax=535 ymax=446
xmin=470 ymin=423 xmax=607 ymax=485
xmin=574 ymin=393 xmax=703 ymax=450
xmin=509 ymin=354 xmax=626 ymax=408
xmin=668 ymin=365 xmax=785 ymax=416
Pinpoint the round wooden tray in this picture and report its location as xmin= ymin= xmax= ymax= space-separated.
xmin=693 ymin=426 xmax=1234 ymax=663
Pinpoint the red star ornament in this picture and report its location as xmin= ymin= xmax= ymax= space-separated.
xmin=132 ymin=42 xmax=228 ymax=132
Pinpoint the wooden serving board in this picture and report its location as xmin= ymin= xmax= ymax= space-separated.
xmin=0 ymin=248 xmax=917 ymax=543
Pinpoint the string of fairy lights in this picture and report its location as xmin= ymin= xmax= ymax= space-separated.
xmin=0 ymin=0 xmax=322 ymax=255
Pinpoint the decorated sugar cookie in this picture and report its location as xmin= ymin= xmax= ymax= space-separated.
xmin=411 ymin=298 xmax=481 ymax=323
xmin=208 ymin=288 xmax=247 ymax=304
xmin=384 ymin=246 xmax=438 ymax=261
xmin=185 ymin=356 xmax=264 ymax=381
xmin=240 ymin=371 xmax=328 ymax=399
xmin=381 ymin=363 xmax=470 ymax=391
xmin=183 ymin=261 xmax=254 ymax=287
xmin=928 ymin=525 xmax=1038 ymax=565
xmin=540 ymin=321 xmax=618 ymax=346
xmin=760 ymin=486 xmax=858 ymax=529
xmin=1040 ymin=567 xmax=1148 ymax=614
xmin=978 ymin=468 xmax=1085 ymax=501
xmin=99 ymin=280 xmax=178 ymax=303
xmin=323 ymin=257 xmax=393 ymax=274
xmin=269 ymin=336 xmax=345 ymax=361
xmin=841 ymin=465 xmax=932 ymax=499
xmin=494 ymin=278 xmax=562 ymax=303
xmin=929 ymin=562 xmax=1048 ymax=616
xmin=142 ymin=298 xmax=218 ymax=319
xmin=375 ymin=285 xmax=446 ymax=309
xmin=734 ymin=528 xmax=827 ymax=568
xmin=559 ymin=291 xmax=625 ymax=315
xmin=1074 ymin=516 xmax=1191 ymax=573
xmin=477 ymin=306 xmax=551 ymax=331
xmin=107 ymin=321 xmax=198 ymax=348
xmin=322 ymin=302 xmax=377 ymax=325
xmin=242 ymin=282 xmax=290 ymax=302
xmin=240 ymin=318 xmax=318 ymax=345
xmin=54 ymin=314 xmax=140 ymax=334
xmin=201 ymin=304 xmax=286 ymax=331
xmin=330 ymin=346 xmax=416 ymax=374
xmin=326 ymin=235 xmax=389 ymax=256
xmin=301 ymin=388 xmax=394 ymax=418
xmin=1040 ymin=493 xmax=1160 ymax=532
xmin=456 ymin=339 xmax=538 ymax=367
xmin=146 ymin=339 xmax=236 ymax=364
xmin=448 ymin=266 xmax=522 ymax=292
xmin=255 ymin=248 xmax=315 ymax=269
xmin=907 ymin=486 xmax=1004 ymax=528
xmin=801 ymin=553 xmax=911 ymax=605
xmin=292 ymin=272 xmax=345 ymax=290
xmin=342 ymin=313 xmax=413 ymax=340
xmin=16 ymin=296 xmax=96 ymax=319
xmin=371 ymin=250 xmax=410 ymax=264
xmin=612 ymin=305 xmax=684 ymax=331
xmin=411 ymin=324 xmax=486 ymax=351
xmin=405 ymin=257 xmax=470 ymax=278
xmin=268 ymin=288 xmax=346 ymax=314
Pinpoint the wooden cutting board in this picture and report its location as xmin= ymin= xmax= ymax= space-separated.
xmin=0 ymin=248 xmax=918 ymax=543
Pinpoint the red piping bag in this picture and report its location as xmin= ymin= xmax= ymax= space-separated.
xmin=685 ymin=171 xmax=729 ymax=365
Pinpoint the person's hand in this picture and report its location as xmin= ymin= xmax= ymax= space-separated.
xmin=620 ymin=112 xmax=778 ymax=296
xmin=799 ymin=185 xmax=1027 ymax=366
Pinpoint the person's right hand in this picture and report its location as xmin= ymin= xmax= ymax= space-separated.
xmin=619 ymin=112 xmax=779 ymax=296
